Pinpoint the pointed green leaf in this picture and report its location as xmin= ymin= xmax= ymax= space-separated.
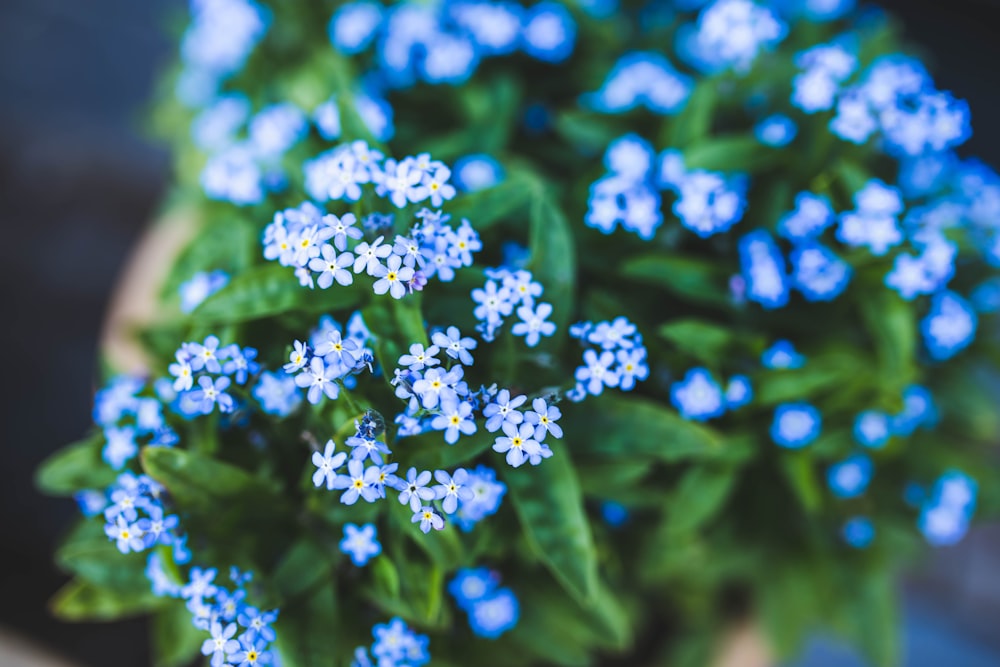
xmin=51 ymin=578 xmax=163 ymax=622
xmin=37 ymin=432 xmax=117 ymax=496
xmin=527 ymin=190 xmax=577 ymax=340
xmin=443 ymin=167 xmax=536 ymax=231
xmin=275 ymin=580 xmax=339 ymax=667
xmin=499 ymin=441 xmax=597 ymax=605
xmin=568 ymin=396 xmax=745 ymax=462
xmin=621 ymin=254 xmax=732 ymax=308
xmin=684 ymin=134 xmax=783 ymax=173
xmin=665 ymin=465 xmax=738 ymax=536
xmin=141 ymin=446 xmax=282 ymax=515
xmin=152 ymin=600 xmax=206 ymax=667
xmin=191 ymin=264 xmax=364 ymax=325
xmin=659 ymin=319 xmax=749 ymax=364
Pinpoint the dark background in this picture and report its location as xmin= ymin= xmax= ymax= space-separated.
xmin=1 ymin=1 xmax=999 ymax=665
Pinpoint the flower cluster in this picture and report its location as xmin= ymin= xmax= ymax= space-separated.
xmin=449 ymin=568 xmax=520 ymax=639
xmin=101 ymin=472 xmax=183 ymax=556
xmin=168 ymin=336 xmax=259 ymax=416
xmin=92 ymin=377 xmax=177 ymax=470
xmin=330 ymin=0 xmax=576 ymax=88
xmin=350 ymin=617 xmax=430 ymax=667
xmin=471 ymin=268 xmax=554 ymax=344
xmin=670 ymin=368 xmax=752 ymax=421
xmin=567 ymin=317 xmax=648 ymax=400
xmin=280 ymin=313 xmax=374 ymax=405
xmin=583 ymin=52 xmax=693 ymax=115
xmin=917 ymin=471 xmax=978 ymax=547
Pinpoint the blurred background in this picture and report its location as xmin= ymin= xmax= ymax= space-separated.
xmin=2 ymin=0 xmax=999 ymax=665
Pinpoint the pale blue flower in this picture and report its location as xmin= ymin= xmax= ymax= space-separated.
xmin=670 ymin=368 xmax=725 ymax=421
xmin=340 ymin=523 xmax=381 ymax=566
xmin=771 ymin=403 xmax=822 ymax=448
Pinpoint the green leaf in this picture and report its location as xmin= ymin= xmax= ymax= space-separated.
xmin=780 ymin=453 xmax=822 ymax=514
xmin=555 ymin=110 xmax=621 ymax=155
xmin=191 ymin=264 xmax=364 ymax=325
xmin=499 ymin=441 xmax=598 ymax=605
xmin=404 ymin=428 xmax=496 ymax=471
xmin=363 ymin=295 xmax=429 ymax=383
xmin=440 ymin=167 xmax=536 ymax=231
xmin=37 ymin=432 xmax=117 ymax=496
xmin=275 ymin=580 xmax=339 ymax=667
xmin=56 ymin=538 xmax=150 ymax=591
xmin=840 ymin=568 xmax=899 ymax=667
xmin=658 ymin=319 xmax=744 ymax=364
xmin=152 ymin=600 xmax=206 ymax=667
xmin=665 ymin=465 xmax=738 ymax=536
xmin=527 ymin=189 xmax=577 ymax=340
xmin=141 ymin=447 xmax=282 ymax=514
xmin=859 ymin=290 xmax=917 ymax=394
xmin=667 ymin=81 xmax=717 ymax=147
xmin=683 ymin=135 xmax=782 ymax=173
xmin=569 ymin=395 xmax=745 ymax=462
xmin=372 ymin=555 xmax=401 ymax=599
xmin=753 ymin=349 xmax=870 ymax=407
xmin=273 ymin=538 xmax=336 ymax=601
xmin=51 ymin=578 xmax=162 ymax=622
xmin=621 ymin=254 xmax=732 ymax=308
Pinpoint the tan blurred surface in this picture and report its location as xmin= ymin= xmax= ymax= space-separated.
xmin=0 ymin=628 xmax=78 ymax=667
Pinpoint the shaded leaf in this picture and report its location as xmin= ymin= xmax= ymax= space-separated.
xmin=499 ymin=441 xmax=597 ymax=605
xmin=684 ymin=135 xmax=783 ymax=173
xmin=665 ymin=464 xmax=738 ymax=536
xmin=273 ymin=538 xmax=336 ymax=601
xmin=528 ymin=189 xmax=577 ymax=341
xmin=191 ymin=264 xmax=364 ymax=325
xmin=621 ymin=254 xmax=732 ymax=308
xmin=36 ymin=432 xmax=116 ymax=496
xmin=51 ymin=578 xmax=162 ymax=622
xmin=275 ymin=580 xmax=339 ymax=667
xmin=152 ymin=600 xmax=206 ymax=667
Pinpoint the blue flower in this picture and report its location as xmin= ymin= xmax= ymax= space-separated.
xmin=738 ymin=230 xmax=789 ymax=309
xmin=201 ymin=144 xmax=264 ymax=205
xmin=511 ymin=302 xmax=557 ymax=347
xmin=455 ymin=466 xmax=507 ymax=530
xmin=601 ymin=500 xmax=630 ymax=527
xmin=802 ymin=0 xmax=856 ymax=20
xmin=192 ymin=95 xmax=250 ymax=151
xmin=792 ymin=43 xmax=856 ymax=113
xmin=448 ymin=568 xmax=499 ymax=610
xmin=521 ymin=2 xmax=576 ymax=63
xmin=398 ymin=343 xmax=441 ymax=372
xmin=468 ymin=588 xmax=520 ymax=639
xmin=294 ymin=356 xmax=341 ymax=404
xmin=329 ymin=1 xmax=382 ymax=54
xmin=837 ymin=180 xmax=903 ymax=256
xmin=214 ymin=587 xmax=246 ymax=621
xmin=524 ymin=397 xmax=563 ymax=440
xmin=221 ymin=345 xmax=260 ymax=384
xmin=238 ymin=607 xmax=278 ymax=643
xmin=762 ymin=340 xmax=804 ymax=369
xmin=229 ymin=635 xmax=272 ymax=667
xmin=432 ymin=326 xmax=478 ymax=365
xmin=188 ymin=335 xmax=223 ymax=373
xmin=412 ymin=366 xmax=464 ymax=409
xmin=588 ymin=317 xmax=638 ymax=350
xmin=842 ymin=516 xmax=875 ymax=549
xmin=345 ymin=432 xmax=391 ymax=465
xmin=853 ymin=410 xmax=891 ymax=448
xmin=104 ymin=515 xmax=145 ymax=554
xmin=670 ymin=368 xmax=725 ymax=421
xmin=309 ymin=245 xmax=355 ymax=289
xmin=493 ymin=422 xmax=542 ymax=468
xmin=431 ymin=399 xmax=477 ymax=444
xmin=249 ymin=103 xmax=307 ymax=157
xmin=918 ymin=470 xmax=977 ymax=547
xmin=755 ymin=114 xmax=797 ymax=147
xmin=725 ymin=375 xmax=753 ymax=409
xmin=181 ymin=566 xmax=218 ymax=600
xmin=453 ymin=154 xmax=504 ymax=192
xmin=189 ymin=375 xmax=235 ymax=414
xmin=885 ymin=253 xmax=936 ymax=300
xmin=252 ymin=371 xmax=302 ymax=416
xmin=827 ymin=455 xmax=873 ymax=499
xmin=614 ymin=348 xmax=649 ymax=391
xmin=393 ymin=467 xmax=436 ymax=512
xmin=790 ymin=242 xmax=852 ymax=301
xmin=921 ymin=290 xmax=977 ymax=361
xmin=892 ymin=385 xmax=937 ymax=436
xmin=777 ymin=193 xmax=834 ymax=242
xmin=312 ymin=440 xmax=347 ymax=490
xmin=684 ymin=0 xmax=787 ymax=74
xmin=179 ymin=270 xmax=229 ymax=313
xmin=340 ymin=523 xmax=382 ymax=566
xmin=333 ymin=459 xmax=382 ymax=505
xmin=771 ymin=403 xmax=822 ymax=448
xmin=201 ymin=620 xmax=240 ymax=667
xmin=433 ymin=468 xmax=474 ymax=514
xmin=582 ymin=52 xmax=692 ymax=114
xmin=372 ymin=255 xmax=415 ymax=299
xmin=413 ymin=506 xmax=445 ymax=533
xmin=103 ymin=426 xmax=138 ymax=470
xmin=575 ymin=350 xmax=620 ymax=396
xmin=483 ymin=389 xmax=527 ymax=433
xmin=674 ymin=171 xmax=746 ymax=238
